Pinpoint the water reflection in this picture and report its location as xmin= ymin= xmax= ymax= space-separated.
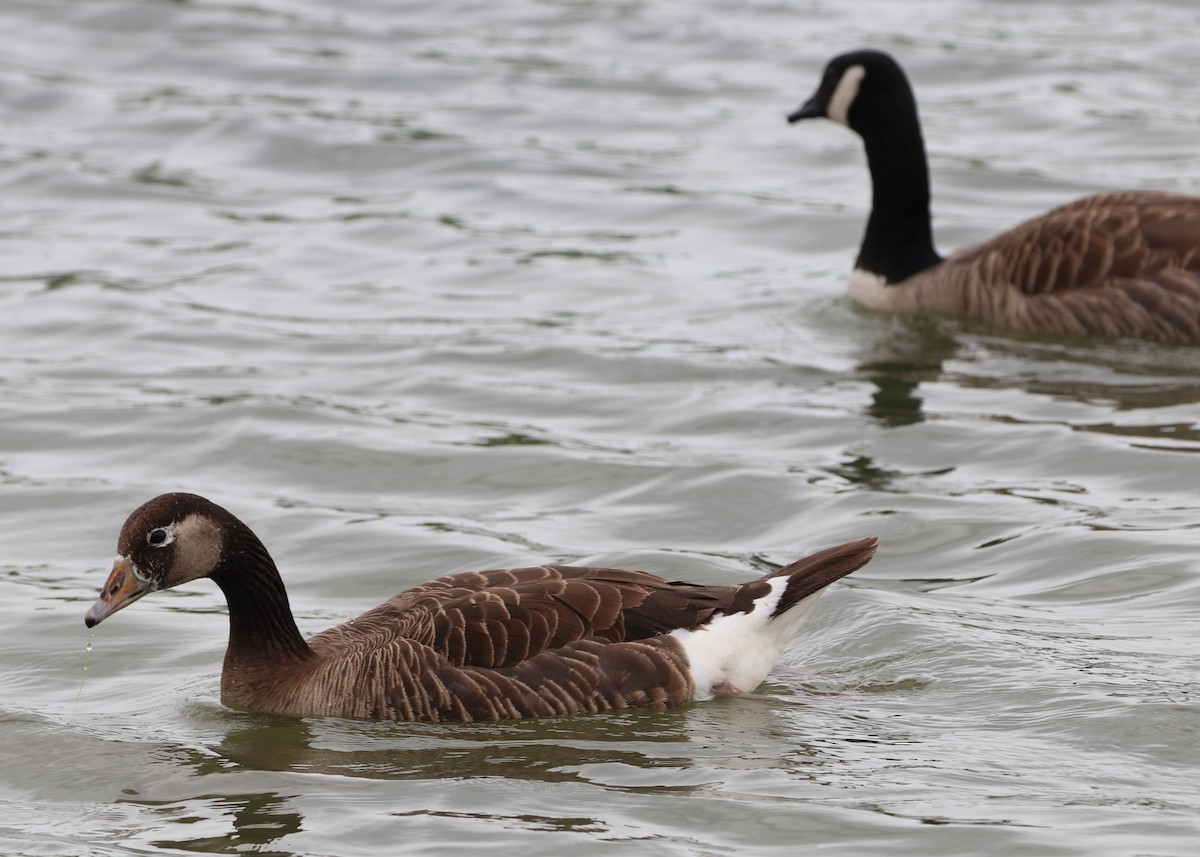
xmin=390 ymin=808 xmax=605 ymax=834
xmin=862 ymin=368 xmax=926 ymax=428
xmin=951 ymin=334 xmax=1200 ymax=412
xmin=853 ymin=317 xmax=961 ymax=427
xmin=208 ymin=707 xmax=699 ymax=785
xmin=1079 ymin=421 xmax=1200 ymax=449
xmin=854 ymin=320 xmax=1200 ymax=440
xmin=192 ymin=693 xmax=866 ymax=791
xmin=821 ymin=453 xmax=911 ymax=492
xmin=120 ymin=790 xmax=303 ymax=857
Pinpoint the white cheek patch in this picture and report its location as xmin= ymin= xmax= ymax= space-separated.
xmin=171 ymin=513 xmax=224 ymax=583
xmin=827 ymin=64 xmax=866 ymax=126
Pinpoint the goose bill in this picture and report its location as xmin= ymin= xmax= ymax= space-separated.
xmin=787 ymin=96 xmax=822 ymax=123
xmin=84 ymin=557 xmax=151 ymax=628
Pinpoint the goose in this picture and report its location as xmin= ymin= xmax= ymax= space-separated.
xmin=787 ymin=50 xmax=1200 ymax=344
xmin=83 ymin=493 xmax=877 ymax=722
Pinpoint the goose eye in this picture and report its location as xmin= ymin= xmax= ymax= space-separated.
xmin=148 ymin=528 xmax=170 ymax=546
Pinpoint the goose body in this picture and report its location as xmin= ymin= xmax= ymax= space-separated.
xmin=84 ymin=493 xmax=877 ymax=722
xmin=789 ymin=50 xmax=1200 ymax=344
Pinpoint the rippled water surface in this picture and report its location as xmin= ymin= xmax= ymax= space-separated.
xmin=3 ymin=0 xmax=1200 ymax=854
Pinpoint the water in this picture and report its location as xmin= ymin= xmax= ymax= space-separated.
xmin=3 ymin=0 xmax=1199 ymax=854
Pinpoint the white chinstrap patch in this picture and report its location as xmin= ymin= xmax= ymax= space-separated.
xmin=847 ymin=267 xmax=893 ymax=310
xmin=827 ymin=64 xmax=865 ymax=126
xmin=671 ymin=577 xmax=828 ymax=700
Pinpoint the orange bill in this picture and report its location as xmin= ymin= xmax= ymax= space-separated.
xmin=84 ymin=557 xmax=151 ymax=628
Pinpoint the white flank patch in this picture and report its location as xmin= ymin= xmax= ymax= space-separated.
xmin=827 ymin=64 xmax=865 ymax=126
xmin=671 ymin=577 xmax=828 ymax=700
xmin=847 ymin=267 xmax=892 ymax=311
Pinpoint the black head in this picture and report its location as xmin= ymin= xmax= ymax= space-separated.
xmin=787 ymin=50 xmax=915 ymax=133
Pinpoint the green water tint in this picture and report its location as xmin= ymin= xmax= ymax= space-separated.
xmin=72 ymin=629 xmax=95 ymax=722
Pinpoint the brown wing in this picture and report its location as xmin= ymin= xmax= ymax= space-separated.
xmin=429 ymin=636 xmax=694 ymax=721
xmin=427 ymin=539 xmax=878 ymax=721
xmin=282 ymin=630 xmax=697 ymax=722
xmin=308 ymin=565 xmax=736 ymax=669
xmin=294 ymin=566 xmax=714 ymax=722
xmin=939 ymin=192 xmax=1200 ymax=342
xmin=952 ymin=192 xmax=1200 ymax=297
xmin=282 ymin=545 xmax=877 ymax=722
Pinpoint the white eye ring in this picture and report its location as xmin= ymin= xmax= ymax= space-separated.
xmin=147 ymin=526 xmax=175 ymax=547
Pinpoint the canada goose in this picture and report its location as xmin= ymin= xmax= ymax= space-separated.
xmin=788 ymin=50 xmax=1200 ymax=344
xmin=84 ymin=493 xmax=877 ymax=722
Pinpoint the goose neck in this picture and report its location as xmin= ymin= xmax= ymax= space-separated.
xmin=856 ymin=110 xmax=941 ymax=283
xmin=209 ymin=526 xmax=312 ymax=664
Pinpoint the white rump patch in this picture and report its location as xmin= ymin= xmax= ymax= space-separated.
xmin=671 ymin=577 xmax=827 ymax=700
xmin=827 ymin=64 xmax=866 ymax=126
xmin=847 ymin=267 xmax=893 ymax=311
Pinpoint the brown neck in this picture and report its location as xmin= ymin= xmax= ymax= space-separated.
xmin=209 ymin=520 xmax=313 ymax=666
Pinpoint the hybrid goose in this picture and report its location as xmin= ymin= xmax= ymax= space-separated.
xmin=788 ymin=50 xmax=1200 ymax=344
xmin=84 ymin=493 xmax=877 ymax=722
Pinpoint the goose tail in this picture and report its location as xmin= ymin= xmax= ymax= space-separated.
xmin=672 ymin=537 xmax=877 ymax=699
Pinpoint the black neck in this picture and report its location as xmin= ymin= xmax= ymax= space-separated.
xmin=210 ymin=521 xmax=312 ymax=663
xmin=853 ymin=96 xmax=942 ymax=283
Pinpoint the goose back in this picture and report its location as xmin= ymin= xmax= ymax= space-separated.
xmin=255 ymin=565 xmax=734 ymax=720
xmin=236 ymin=543 xmax=875 ymax=721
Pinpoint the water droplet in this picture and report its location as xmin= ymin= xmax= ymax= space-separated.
xmin=71 ymin=629 xmax=96 ymax=723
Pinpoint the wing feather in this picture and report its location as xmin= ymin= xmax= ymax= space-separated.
xmin=929 ymin=192 xmax=1200 ymax=342
xmin=307 ymin=565 xmax=738 ymax=670
xmin=274 ymin=543 xmax=876 ymax=722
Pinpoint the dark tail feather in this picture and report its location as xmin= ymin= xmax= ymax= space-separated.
xmin=768 ymin=537 xmax=878 ymax=618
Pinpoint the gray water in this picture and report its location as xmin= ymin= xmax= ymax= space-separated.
xmin=3 ymin=0 xmax=1200 ymax=854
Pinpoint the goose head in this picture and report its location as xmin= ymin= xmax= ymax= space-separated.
xmin=787 ymin=49 xmax=917 ymax=134
xmin=84 ymin=493 xmax=227 ymax=628
xmin=786 ymin=50 xmax=940 ymax=285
